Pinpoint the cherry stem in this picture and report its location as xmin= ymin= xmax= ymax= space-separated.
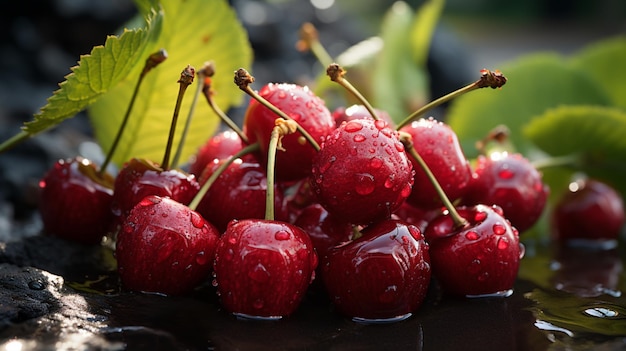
xmin=234 ymin=68 xmax=320 ymax=151
xmin=99 ymin=49 xmax=167 ymax=176
xmin=531 ymin=154 xmax=582 ymax=171
xmin=188 ymin=142 xmax=261 ymax=211
xmin=171 ymin=63 xmax=208 ymax=169
xmin=161 ymin=65 xmax=195 ymax=171
xmin=400 ymin=132 xmax=468 ymax=229
xmin=326 ymin=63 xmax=381 ymax=121
xmin=395 ymin=69 xmax=507 ymax=130
xmin=202 ymin=62 xmax=249 ymax=144
xmin=296 ymin=22 xmax=333 ymax=68
xmin=265 ymin=119 xmax=299 ymax=220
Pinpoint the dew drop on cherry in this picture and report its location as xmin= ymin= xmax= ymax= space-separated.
xmin=465 ymin=231 xmax=479 ymax=240
xmin=498 ymin=169 xmax=515 ymax=180
xmin=493 ymin=223 xmax=506 ymax=235
xmin=190 ymin=211 xmax=204 ymax=228
xmin=369 ymin=157 xmax=383 ymax=169
xmin=497 ymin=237 xmax=509 ymax=250
xmin=344 ymin=120 xmax=363 ymax=133
xmin=353 ymin=134 xmax=366 ymax=142
xmin=196 ymin=251 xmax=208 ymax=265
xmin=139 ymin=196 xmax=160 ymax=207
xmin=378 ymin=285 xmax=398 ymax=304
xmin=474 ymin=211 xmax=487 ymax=222
xmin=248 ymin=263 xmax=270 ymax=283
xmin=274 ymin=230 xmax=290 ymax=241
xmin=355 ymin=173 xmax=376 ymax=195
xmin=374 ymin=119 xmax=387 ymax=130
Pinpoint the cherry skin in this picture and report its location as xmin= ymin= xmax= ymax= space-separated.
xmin=110 ymin=158 xmax=200 ymax=226
xmin=332 ymin=104 xmax=395 ymax=128
xmin=310 ymin=118 xmax=414 ymax=225
xmin=195 ymin=156 xmax=288 ymax=233
xmin=424 ymin=204 xmax=522 ymax=297
xmin=321 ymin=219 xmax=431 ymax=322
xmin=39 ymin=157 xmax=114 ymax=245
xmin=399 ymin=117 xmax=472 ymax=210
xmin=462 ymin=152 xmax=548 ymax=233
xmin=115 ymin=195 xmax=220 ymax=295
xmin=551 ymin=178 xmax=625 ymax=244
xmin=188 ymin=130 xmax=244 ymax=177
xmin=213 ymin=219 xmax=318 ymax=319
xmin=293 ymin=203 xmax=354 ymax=262
xmin=243 ymin=83 xmax=335 ymax=182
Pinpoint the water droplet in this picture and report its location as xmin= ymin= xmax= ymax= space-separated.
xmin=355 ymin=173 xmax=376 ymax=195
xmin=122 ymin=222 xmax=135 ymax=234
xmin=344 ymin=121 xmax=363 ymax=133
xmin=474 ymin=211 xmax=487 ymax=222
xmin=493 ymin=223 xmax=506 ymax=235
xmin=394 ymin=142 xmax=405 ymax=152
xmin=227 ymin=236 xmax=237 ymax=245
xmin=497 ymin=237 xmax=509 ymax=250
xmin=401 ymin=184 xmax=412 ymax=198
xmin=275 ymin=230 xmax=290 ymax=241
xmin=467 ymin=259 xmax=481 ymax=274
xmin=519 ymin=243 xmax=526 ymax=259
xmin=384 ymin=175 xmax=394 ymax=189
xmin=139 ymin=196 xmax=161 ymax=206
xmin=211 ymin=279 xmax=218 ymax=287
xmin=190 ymin=211 xmax=204 ymax=228
xmin=28 ymin=280 xmax=45 ymax=290
xmin=584 ymin=307 xmax=619 ymax=318
xmin=498 ymin=169 xmax=515 ymax=180
xmin=374 ymin=119 xmax=387 ymax=130
xmin=477 ymin=271 xmax=490 ymax=282
xmin=353 ymin=134 xmax=366 ymax=142
xmin=196 ymin=251 xmax=208 ymax=265
xmin=465 ymin=231 xmax=479 ymax=240
xmin=378 ymin=285 xmax=398 ymax=304
xmin=369 ymin=157 xmax=383 ymax=169
xmin=248 ymin=263 xmax=270 ymax=283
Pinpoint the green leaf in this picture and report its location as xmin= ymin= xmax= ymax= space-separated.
xmin=524 ymin=105 xmax=626 ymax=197
xmin=570 ymin=36 xmax=626 ymax=110
xmin=446 ymin=54 xmax=613 ymax=158
xmin=409 ymin=0 xmax=445 ymax=67
xmin=89 ymin=0 xmax=252 ymax=167
xmin=372 ymin=1 xmax=430 ymax=123
xmin=20 ymin=9 xmax=163 ymax=137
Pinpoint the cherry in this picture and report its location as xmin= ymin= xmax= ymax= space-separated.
xmin=115 ymin=195 xmax=220 ymax=295
xmin=462 ymin=152 xmax=549 ymax=233
xmin=213 ymin=219 xmax=317 ymax=319
xmin=292 ymin=203 xmax=353 ymax=261
xmin=188 ymin=130 xmax=244 ymax=178
xmin=551 ymin=178 xmax=625 ymax=245
xmin=424 ymin=204 xmax=522 ymax=297
xmin=332 ymin=104 xmax=394 ymax=128
xmin=399 ymin=117 xmax=472 ymax=210
xmin=321 ymin=219 xmax=431 ymax=322
xmin=38 ymin=157 xmax=114 ymax=245
xmin=310 ymin=118 xmax=414 ymax=225
xmin=195 ymin=155 xmax=288 ymax=233
xmin=241 ymin=82 xmax=335 ymax=181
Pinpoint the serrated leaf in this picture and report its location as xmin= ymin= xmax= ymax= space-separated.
xmin=18 ymin=9 xmax=163 ymax=136
xmin=89 ymin=0 xmax=252 ymax=167
xmin=372 ymin=1 xmax=430 ymax=123
xmin=570 ymin=36 xmax=626 ymax=110
xmin=446 ymin=54 xmax=613 ymax=158
xmin=524 ymin=105 xmax=626 ymax=197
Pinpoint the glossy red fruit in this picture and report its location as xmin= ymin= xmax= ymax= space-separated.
xmin=213 ymin=219 xmax=318 ymax=319
xmin=196 ymin=156 xmax=287 ymax=233
xmin=39 ymin=157 xmax=114 ymax=245
xmin=551 ymin=179 xmax=625 ymax=244
xmin=463 ymin=152 xmax=549 ymax=233
xmin=322 ymin=219 xmax=431 ymax=322
xmin=310 ymin=118 xmax=414 ymax=225
xmin=116 ymin=195 xmax=220 ymax=295
xmin=110 ymin=158 xmax=199 ymax=225
xmin=400 ymin=117 xmax=472 ymax=210
xmin=332 ymin=104 xmax=395 ymax=128
xmin=188 ymin=130 xmax=244 ymax=177
xmin=424 ymin=204 xmax=522 ymax=297
xmin=243 ymin=83 xmax=335 ymax=181
xmin=293 ymin=203 xmax=353 ymax=261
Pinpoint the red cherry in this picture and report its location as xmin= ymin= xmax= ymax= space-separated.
xmin=243 ymin=83 xmax=335 ymax=181
xmin=188 ymin=130 xmax=244 ymax=177
xmin=293 ymin=203 xmax=353 ymax=260
xmin=195 ymin=156 xmax=288 ymax=233
xmin=424 ymin=204 xmax=522 ymax=297
xmin=38 ymin=157 xmax=114 ymax=245
xmin=116 ymin=195 xmax=220 ymax=295
xmin=332 ymin=104 xmax=394 ymax=128
xmin=213 ymin=219 xmax=318 ymax=319
xmin=462 ymin=152 xmax=548 ymax=233
xmin=310 ymin=118 xmax=414 ymax=225
xmin=322 ymin=219 xmax=431 ymax=322
xmin=110 ymin=158 xmax=199 ymax=225
xmin=551 ymin=179 xmax=625 ymax=244
xmin=399 ymin=117 xmax=472 ymax=210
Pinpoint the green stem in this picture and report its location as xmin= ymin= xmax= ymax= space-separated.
xmin=402 ymin=134 xmax=468 ymax=228
xmin=297 ymin=22 xmax=333 ymax=68
xmin=203 ymin=78 xmax=249 ymax=144
xmin=171 ymin=69 xmax=203 ymax=169
xmin=99 ymin=49 xmax=167 ymax=176
xmin=326 ymin=63 xmax=380 ymax=121
xmin=188 ymin=142 xmax=260 ymax=211
xmin=0 ymin=131 xmax=30 ymax=153
xmin=161 ymin=65 xmax=195 ymax=170
xmin=265 ymin=127 xmax=282 ymax=221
